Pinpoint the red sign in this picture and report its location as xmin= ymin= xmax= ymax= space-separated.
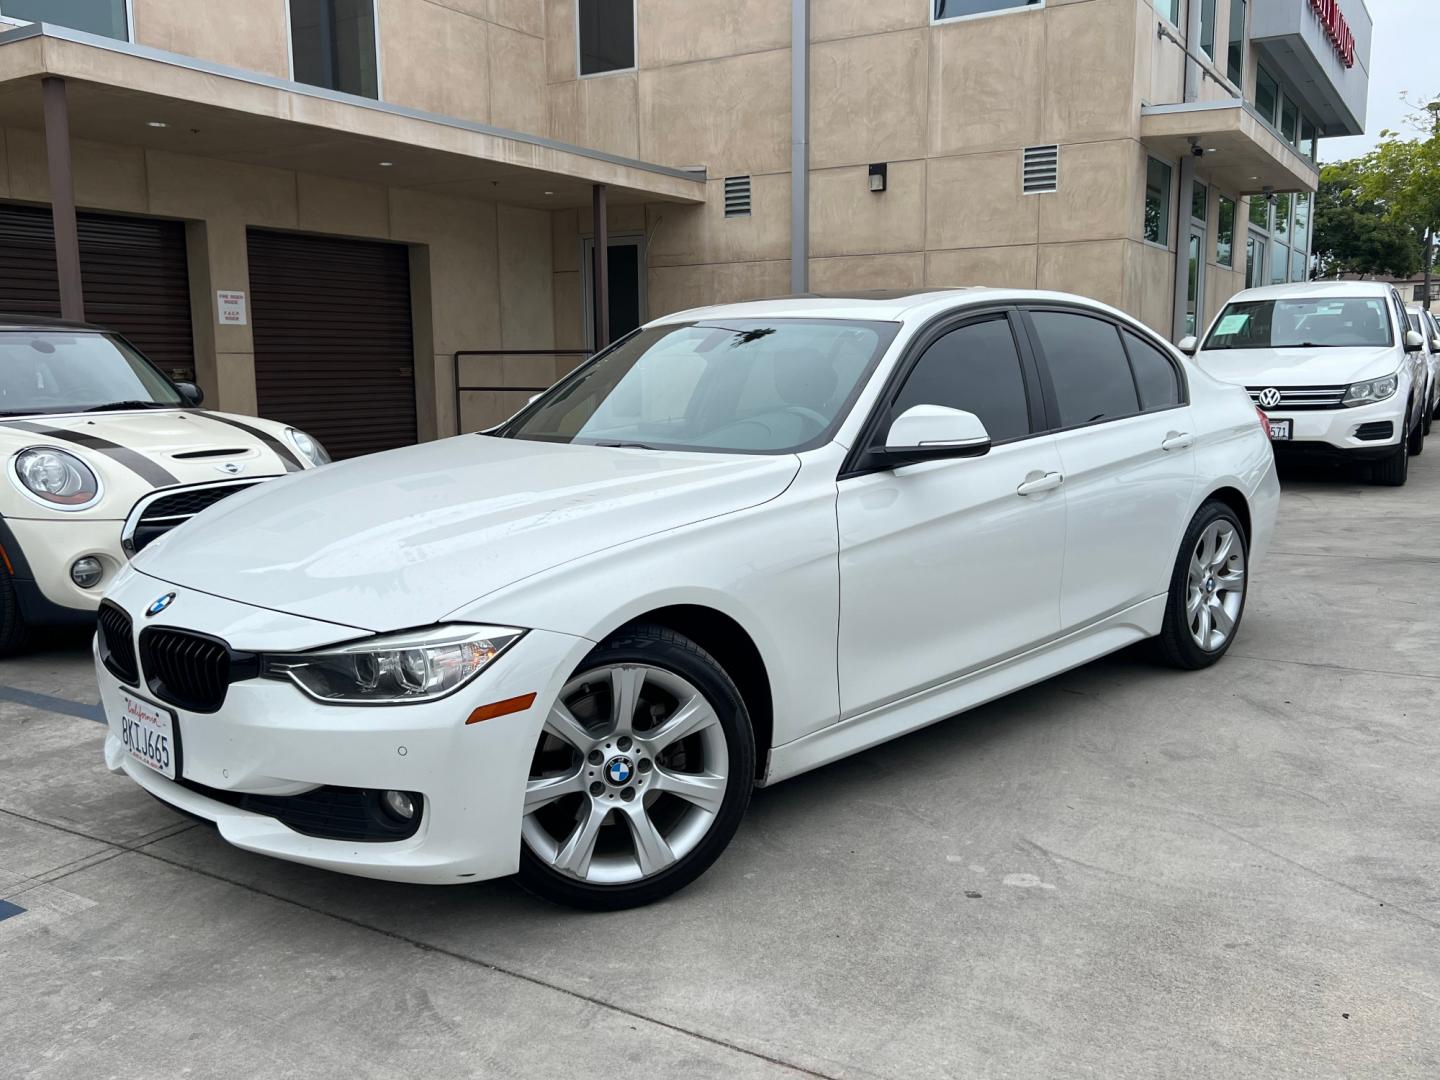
xmin=1309 ymin=0 xmax=1357 ymax=68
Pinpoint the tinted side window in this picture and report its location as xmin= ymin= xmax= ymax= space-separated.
xmin=1121 ymin=330 xmax=1182 ymax=411
xmin=892 ymin=317 xmax=1031 ymax=443
xmin=1029 ymin=312 xmax=1140 ymax=427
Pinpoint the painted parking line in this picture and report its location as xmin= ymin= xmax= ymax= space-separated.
xmin=0 ymin=686 xmax=104 ymax=724
xmin=0 ymin=899 xmax=26 ymax=922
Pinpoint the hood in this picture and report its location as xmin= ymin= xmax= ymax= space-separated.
xmin=133 ymin=435 xmax=800 ymax=632
xmin=1194 ymin=346 xmax=1397 ymax=388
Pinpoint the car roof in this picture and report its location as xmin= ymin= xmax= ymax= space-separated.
xmin=1226 ymin=280 xmax=1400 ymax=303
xmin=0 ymin=314 xmax=108 ymax=333
xmin=647 ymin=287 xmax=1144 ymax=326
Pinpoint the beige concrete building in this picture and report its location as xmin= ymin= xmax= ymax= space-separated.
xmin=0 ymin=0 xmax=1370 ymax=456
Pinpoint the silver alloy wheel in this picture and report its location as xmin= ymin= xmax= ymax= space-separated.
xmin=521 ymin=664 xmax=730 ymax=885
xmin=1186 ymin=519 xmax=1246 ymax=651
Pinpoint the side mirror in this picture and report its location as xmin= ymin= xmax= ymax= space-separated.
xmin=174 ymin=381 xmax=204 ymax=406
xmin=1177 ymin=335 xmax=1199 ymax=355
xmin=1430 ymin=337 xmax=1440 ymax=353
xmin=1404 ymin=330 xmax=1425 ymax=353
xmin=868 ymin=405 xmax=991 ymax=469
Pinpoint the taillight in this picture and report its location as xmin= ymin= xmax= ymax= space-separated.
xmin=1256 ymin=406 xmax=1270 ymax=433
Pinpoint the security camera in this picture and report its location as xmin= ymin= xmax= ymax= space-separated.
xmin=1191 ymin=143 xmax=1206 ymax=158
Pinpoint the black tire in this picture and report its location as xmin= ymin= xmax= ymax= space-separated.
xmin=0 ymin=562 xmax=29 ymax=656
xmin=1155 ymin=500 xmax=1249 ymax=671
xmin=516 ymin=624 xmax=755 ymax=910
xmin=1408 ymin=409 xmax=1425 ymax=455
xmin=1373 ymin=434 xmax=1411 ymax=486
xmin=1424 ymin=398 xmax=1434 ymax=436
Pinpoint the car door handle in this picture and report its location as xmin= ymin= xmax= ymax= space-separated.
xmin=1016 ymin=471 xmax=1064 ymax=496
xmin=1161 ymin=432 xmax=1194 ymax=452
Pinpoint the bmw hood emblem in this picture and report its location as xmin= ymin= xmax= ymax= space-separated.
xmin=605 ymin=757 xmax=634 ymax=785
xmin=215 ymin=462 xmax=244 ymax=475
xmin=146 ymin=593 xmax=176 ymax=617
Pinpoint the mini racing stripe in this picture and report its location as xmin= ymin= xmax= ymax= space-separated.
xmin=197 ymin=413 xmax=304 ymax=472
xmin=4 ymin=421 xmax=179 ymax=487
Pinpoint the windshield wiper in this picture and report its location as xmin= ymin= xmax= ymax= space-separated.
xmin=594 ymin=440 xmax=660 ymax=450
xmin=81 ymin=400 xmax=170 ymax=412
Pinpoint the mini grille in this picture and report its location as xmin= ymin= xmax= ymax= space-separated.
xmin=1355 ymin=421 xmax=1394 ymax=441
xmin=724 ymin=175 xmax=752 ymax=217
xmin=98 ymin=602 xmax=138 ymax=686
xmin=130 ymin=483 xmax=256 ymax=554
xmin=1246 ymin=386 xmax=1348 ymax=410
xmin=1023 ymin=145 xmax=1059 ymax=194
xmin=139 ymin=627 xmax=240 ymax=713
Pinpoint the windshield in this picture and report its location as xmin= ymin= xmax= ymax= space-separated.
xmin=0 ymin=332 xmax=183 ymax=416
xmin=502 ymin=319 xmax=900 ymax=454
xmin=1202 ymin=298 xmax=1394 ymax=350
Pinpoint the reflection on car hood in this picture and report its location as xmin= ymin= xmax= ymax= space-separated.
xmin=133 ymin=435 xmax=800 ymax=632
xmin=1194 ymin=346 xmax=1398 ymax=387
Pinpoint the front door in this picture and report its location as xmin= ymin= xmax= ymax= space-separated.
xmin=582 ymin=235 xmax=646 ymax=348
xmin=837 ymin=311 xmax=1065 ymax=717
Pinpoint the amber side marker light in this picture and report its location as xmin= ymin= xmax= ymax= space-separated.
xmin=466 ymin=693 xmax=537 ymax=725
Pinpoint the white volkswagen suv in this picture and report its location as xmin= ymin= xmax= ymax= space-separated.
xmin=1185 ymin=281 xmax=1428 ymax=485
xmin=95 ymin=289 xmax=1278 ymax=909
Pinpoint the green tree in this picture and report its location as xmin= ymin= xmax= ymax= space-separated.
xmin=1356 ymin=107 xmax=1440 ymax=305
xmin=1313 ymin=159 xmax=1422 ymax=280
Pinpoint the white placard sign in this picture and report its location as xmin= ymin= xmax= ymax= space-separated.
xmin=217 ymin=290 xmax=248 ymax=326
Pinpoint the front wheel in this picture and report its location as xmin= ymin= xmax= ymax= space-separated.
xmin=517 ymin=624 xmax=754 ymax=910
xmin=1408 ymin=412 xmax=1425 ymax=456
xmin=1155 ymin=501 xmax=1248 ymax=670
xmin=1373 ymin=435 xmax=1410 ymax=486
xmin=0 ymin=562 xmax=29 ymax=656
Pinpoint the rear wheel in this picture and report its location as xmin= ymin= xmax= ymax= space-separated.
xmin=517 ymin=624 xmax=754 ymax=910
xmin=0 ymin=562 xmax=29 ymax=656
xmin=1155 ymin=502 xmax=1248 ymax=670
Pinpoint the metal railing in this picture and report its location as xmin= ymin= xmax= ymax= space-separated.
xmin=452 ymin=349 xmax=591 ymax=435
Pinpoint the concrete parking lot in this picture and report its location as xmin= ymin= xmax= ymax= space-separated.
xmin=3 ymin=455 xmax=1439 ymax=1080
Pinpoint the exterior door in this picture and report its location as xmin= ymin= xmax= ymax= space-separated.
xmin=247 ymin=229 xmax=416 ymax=460
xmin=582 ymin=235 xmax=646 ymax=348
xmin=1019 ymin=308 xmax=1196 ymax=632
xmin=837 ymin=311 xmax=1065 ymax=718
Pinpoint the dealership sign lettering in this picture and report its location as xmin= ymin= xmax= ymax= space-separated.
xmin=1309 ymin=0 xmax=1356 ymax=68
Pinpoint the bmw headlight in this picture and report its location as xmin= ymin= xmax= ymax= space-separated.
xmin=12 ymin=447 xmax=101 ymax=509
xmin=285 ymin=427 xmax=332 ymax=467
xmin=1343 ymin=374 xmax=1399 ymax=408
xmin=262 ymin=624 xmax=524 ymax=704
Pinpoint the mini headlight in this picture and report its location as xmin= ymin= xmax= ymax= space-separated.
xmin=262 ymin=624 xmax=524 ymax=704
xmin=13 ymin=447 xmax=101 ymax=509
xmin=285 ymin=427 xmax=332 ymax=467
xmin=1342 ymin=374 xmax=1399 ymax=407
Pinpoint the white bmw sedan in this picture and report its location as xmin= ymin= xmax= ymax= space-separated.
xmin=95 ymin=289 xmax=1278 ymax=909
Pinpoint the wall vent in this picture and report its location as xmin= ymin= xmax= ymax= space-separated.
xmin=724 ymin=175 xmax=752 ymax=217
xmin=1022 ymin=145 xmax=1059 ymax=195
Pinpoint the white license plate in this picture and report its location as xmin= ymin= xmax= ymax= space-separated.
xmin=120 ymin=692 xmax=179 ymax=780
xmin=1268 ymin=419 xmax=1293 ymax=440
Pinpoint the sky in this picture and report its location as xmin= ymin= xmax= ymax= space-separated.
xmin=1321 ymin=0 xmax=1440 ymax=162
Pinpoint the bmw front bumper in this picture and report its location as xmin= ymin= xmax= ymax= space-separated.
xmin=97 ymin=569 xmax=594 ymax=885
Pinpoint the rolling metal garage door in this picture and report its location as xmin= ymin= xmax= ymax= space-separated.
xmin=247 ymin=229 xmax=416 ymax=461
xmin=0 ymin=202 xmax=196 ymax=380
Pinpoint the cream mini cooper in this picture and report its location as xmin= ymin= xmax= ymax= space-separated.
xmin=0 ymin=317 xmax=330 ymax=652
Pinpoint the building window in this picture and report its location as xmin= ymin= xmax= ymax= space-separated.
xmin=1280 ymin=96 xmax=1300 ymax=145
xmin=934 ymin=0 xmax=1043 ymax=21
xmin=1292 ymin=193 xmax=1310 ymax=253
xmin=1270 ymin=244 xmax=1289 ymax=285
xmin=1290 ymin=249 xmax=1308 ymax=284
xmin=1144 ymin=158 xmax=1173 ymax=246
xmin=290 ymin=0 xmax=378 ymax=99
xmin=1272 ymin=192 xmax=1291 ymax=244
xmin=1158 ymin=0 xmax=1181 ymax=26
xmin=579 ymin=0 xmax=635 ymax=75
xmin=1216 ymin=196 xmax=1235 ymax=268
xmin=1191 ymin=181 xmax=1208 ymax=222
xmin=1299 ymin=116 xmax=1318 ymax=160
xmin=1199 ymin=0 xmax=1216 ymax=59
xmin=1246 ymin=235 xmax=1264 ymax=288
xmin=0 ymin=0 xmax=127 ymax=39
xmin=1226 ymin=0 xmax=1245 ymax=86
xmin=1255 ymin=65 xmax=1279 ymax=126
xmin=1249 ymin=195 xmax=1270 ymax=230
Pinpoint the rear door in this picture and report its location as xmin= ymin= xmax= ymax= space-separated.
xmin=1019 ymin=307 xmax=1195 ymax=632
xmin=836 ymin=310 xmax=1065 ymax=717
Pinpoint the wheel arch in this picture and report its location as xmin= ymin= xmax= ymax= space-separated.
xmin=605 ymin=604 xmax=774 ymax=783
xmin=1199 ymin=484 xmax=1252 ymax=542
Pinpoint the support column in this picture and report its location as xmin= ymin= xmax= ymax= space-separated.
xmin=790 ymin=0 xmax=810 ymax=294
xmin=592 ymin=183 xmax=609 ymax=351
xmin=1171 ymin=153 xmax=1197 ymax=342
xmin=41 ymin=76 xmax=84 ymax=322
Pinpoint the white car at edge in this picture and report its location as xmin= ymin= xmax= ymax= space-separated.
xmin=95 ymin=289 xmax=1279 ymax=909
xmin=1183 ymin=280 xmax=1429 ymax=485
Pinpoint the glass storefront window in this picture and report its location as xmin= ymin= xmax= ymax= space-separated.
xmin=1227 ymin=0 xmax=1246 ymax=86
xmin=1145 ymin=158 xmax=1172 ymax=245
xmin=1249 ymin=196 xmax=1270 ymax=230
xmin=1192 ymin=181 xmax=1208 ymax=222
xmin=0 ymin=0 xmax=127 ymax=39
xmin=1270 ymin=244 xmax=1289 ymax=285
xmin=1217 ymin=196 xmax=1235 ymax=268
xmin=1246 ymin=235 xmax=1263 ymax=288
xmin=1281 ymin=97 xmax=1300 ymax=145
xmin=1255 ymin=66 xmax=1280 ymax=126
xmin=1187 ymin=232 xmax=1202 ymax=336
xmin=1290 ymin=249 xmax=1308 ymax=284
xmin=1273 ymin=193 xmax=1291 ymax=243
xmin=1292 ymin=193 xmax=1310 ymax=252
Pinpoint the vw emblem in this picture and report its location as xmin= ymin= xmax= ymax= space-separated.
xmin=146 ymin=593 xmax=176 ymax=618
xmin=215 ymin=462 xmax=244 ymax=475
xmin=1258 ymin=387 xmax=1283 ymax=409
xmin=605 ymin=756 xmax=634 ymax=786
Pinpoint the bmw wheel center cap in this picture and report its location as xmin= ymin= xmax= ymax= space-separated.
xmin=605 ymin=756 xmax=634 ymax=786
